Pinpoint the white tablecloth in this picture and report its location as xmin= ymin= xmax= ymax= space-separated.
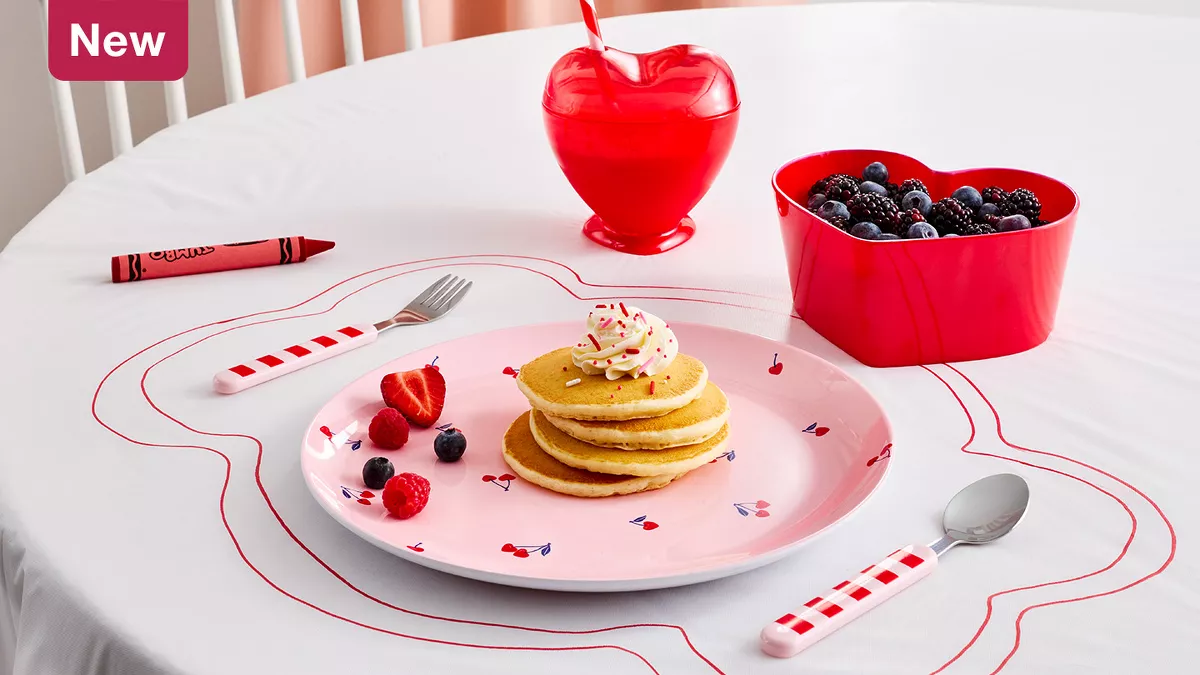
xmin=2 ymin=4 xmax=1198 ymax=674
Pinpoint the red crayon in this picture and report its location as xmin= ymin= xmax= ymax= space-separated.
xmin=111 ymin=236 xmax=335 ymax=283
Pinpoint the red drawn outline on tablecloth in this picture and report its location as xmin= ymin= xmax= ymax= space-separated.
xmin=91 ymin=256 xmax=763 ymax=675
xmin=921 ymin=365 xmax=1177 ymax=674
xmin=87 ymin=254 xmax=1174 ymax=673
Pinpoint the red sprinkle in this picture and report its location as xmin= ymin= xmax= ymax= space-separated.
xmin=592 ymin=360 xmax=598 ymax=365
xmin=669 ymin=339 xmax=674 ymax=343
xmin=649 ymin=381 xmax=656 ymax=395
xmin=617 ymin=385 xmax=622 ymax=390
xmin=657 ymin=348 xmax=661 ymax=352
xmin=607 ymin=359 xmax=612 ymax=364
xmin=609 ymin=304 xmax=614 ymax=309
xmin=595 ymin=304 xmax=606 ymax=308
xmin=666 ymin=375 xmax=671 ymax=380
xmin=610 ymin=394 xmax=614 ymax=398
xmin=626 ymin=348 xmax=640 ymax=354
xmin=618 ymin=321 xmax=626 ymax=327
xmin=562 ymin=366 xmax=568 ymax=371
xmin=620 ymin=332 xmax=625 ymax=337
xmin=619 ymin=302 xmax=629 ymax=317
xmin=588 ymin=333 xmax=601 ymax=350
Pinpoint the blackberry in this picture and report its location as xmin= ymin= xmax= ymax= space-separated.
xmin=828 ymin=215 xmax=850 ymax=231
xmin=981 ymin=186 xmax=1007 ymax=205
xmin=884 ymin=181 xmax=902 ymax=202
xmin=897 ymin=208 xmax=925 ymax=235
xmin=847 ymin=192 xmax=901 ymax=232
xmin=824 ymin=175 xmax=861 ymax=203
xmin=961 ymin=221 xmax=997 ymax=236
xmin=1000 ymin=188 xmax=1041 ymax=221
xmin=897 ymin=179 xmax=929 ymax=198
xmin=928 ymin=197 xmax=974 ymax=236
xmin=809 ymin=173 xmax=859 ymax=198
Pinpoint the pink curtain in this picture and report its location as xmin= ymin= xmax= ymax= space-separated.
xmin=238 ymin=0 xmax=799 ymax=97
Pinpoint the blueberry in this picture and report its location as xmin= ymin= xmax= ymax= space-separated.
xmin=859 ymin=181 xmax=888 ymax=196
xmin=816 ymin=200 xmax=850 ymax=223
xmin=905 ymin=222 xmax=939 ymax=239
xmin=362 ymin=457 xmax=395 ymax=490
xmin=849 ymin=222 xmax=882 ymax=240
xmin=862 ymin=162 xmax=888 ymax=184
xmin=951 ymin=186 xmax=983 ymax=212
xmin=876 ymin=233 xmax=901 ymax=240
xmin=901 ymin=190 xmax=933 ymax=217
xmin=807 ymin=193 xmax=827 ymax=211
xmin=434 ymin=428 xmax=467 ymax=462
xmin=979 ymin=203 xmax=1001 ymax=220
xmin=997 ymin=214 xmax=1032 ymax=232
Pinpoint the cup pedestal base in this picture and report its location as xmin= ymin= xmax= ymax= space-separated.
xmin=581 ymin=215 xmax=696 ymax=255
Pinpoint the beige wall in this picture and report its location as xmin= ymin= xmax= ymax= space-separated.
xmin=1 ymin=0 xmax=1195 ymax=251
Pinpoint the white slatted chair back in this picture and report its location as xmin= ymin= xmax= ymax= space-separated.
xmin=41 ymin=0 xmax=424 ymax=183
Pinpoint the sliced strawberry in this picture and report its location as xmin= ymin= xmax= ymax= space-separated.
xmin=381 ymin=365 xmax=446 ymax=428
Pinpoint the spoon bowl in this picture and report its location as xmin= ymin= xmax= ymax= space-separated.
xmin=933 ymin=473 xmax=1030 ymax=555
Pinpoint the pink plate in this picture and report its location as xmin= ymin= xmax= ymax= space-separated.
xmin=301 ymin=322 xmax=892 ymax=592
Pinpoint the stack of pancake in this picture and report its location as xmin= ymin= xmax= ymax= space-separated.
xmin=503 ymin=346 xmax=731 ymax=498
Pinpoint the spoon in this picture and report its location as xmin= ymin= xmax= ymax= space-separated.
xmin=760 ymin=473 xmax=1031 ymax=658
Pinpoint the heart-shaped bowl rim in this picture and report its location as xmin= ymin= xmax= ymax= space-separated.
xmin=772 ymin=149 xmax=1080 ymax=243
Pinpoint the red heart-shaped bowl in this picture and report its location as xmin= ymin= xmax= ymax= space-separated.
xmin=773 ymin=150 xmax=1080 ymax=367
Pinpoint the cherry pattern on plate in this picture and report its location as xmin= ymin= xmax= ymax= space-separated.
xmin=734 ymin=500 xmax=771 ymax=518
xmin=482 ymin=473 xmax=516 ymax=491
xmin=501 ymin=366 xmax=519 ymax=378
xmin=407 ymin=542 xmax=425 ymax=553
xmin=629 ymin=515 xmax=660 ymax=531
xmin=319 ymin=425 xmax=361 ymax=451
xmin=768 ymin=352 xmax=783 ymax=375
xmin=501 ymin=543 xmax=551 ymax=558
xmin=426 ymin=356 xmax=440 ymax=371
xmin=340 ymin=486 xmax=375 ymax=506
xmin=867 ymin=443 xmax=892 ymax=467
xmin=709 ymin=449 xmax=736 ymax=464
xmin=802 ymin=422 xmax=830 ymax=437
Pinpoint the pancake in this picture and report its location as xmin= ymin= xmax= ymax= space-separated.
xmin=529 ymin=409 xmax=730 ymax=477
xmin=544 ymin=382 xmax=730 ymax=450
xmin=501 ymin=412 xmax=679 ymax=497
xmin=516 ymin=348 xmax=707 ymax=421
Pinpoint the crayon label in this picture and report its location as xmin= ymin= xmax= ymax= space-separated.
xmin=147 ymin=247 xmax=215 ymax=264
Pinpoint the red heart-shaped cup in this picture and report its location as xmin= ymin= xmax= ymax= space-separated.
xmin=544 ymin=46 xmax=739 ymax=255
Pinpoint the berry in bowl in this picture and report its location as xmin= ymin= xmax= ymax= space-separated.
xmin=773 ymin=150 xmax=1079 ymax=367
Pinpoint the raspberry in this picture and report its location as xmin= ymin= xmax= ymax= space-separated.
xmin=369 ymin=408 xmax=410 ymax=449
xmin=382 ymin=472 xmax=431 ymax=519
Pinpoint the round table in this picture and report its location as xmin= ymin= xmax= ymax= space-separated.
xmin=2 ymin=4 xmax=1196 ymax=674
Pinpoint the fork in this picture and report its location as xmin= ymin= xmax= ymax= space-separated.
xmin=213 ymin=274 xmax=472 ymax=394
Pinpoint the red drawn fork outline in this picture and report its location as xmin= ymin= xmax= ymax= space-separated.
xmin=88 ymin=254 xmax=1176 ymax=674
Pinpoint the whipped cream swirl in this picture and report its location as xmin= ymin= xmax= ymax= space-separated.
xmin=571 ymin=304 xmax=678 ymax=380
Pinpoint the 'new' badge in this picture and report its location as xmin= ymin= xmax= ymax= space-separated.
xmin=48 ymin=0 xmax=189 ymax=82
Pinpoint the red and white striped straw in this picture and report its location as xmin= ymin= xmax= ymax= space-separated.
xmin=579 ymin=0 xmax=605 ymax=51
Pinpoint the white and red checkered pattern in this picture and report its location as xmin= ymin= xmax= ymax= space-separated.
xmin=578 ymin=0 xmax=605 ymax=51
xmin=213 ymin=323 xmax=378 ymax=394
xmin=760 ymin=544 xmax=938 ymax=658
